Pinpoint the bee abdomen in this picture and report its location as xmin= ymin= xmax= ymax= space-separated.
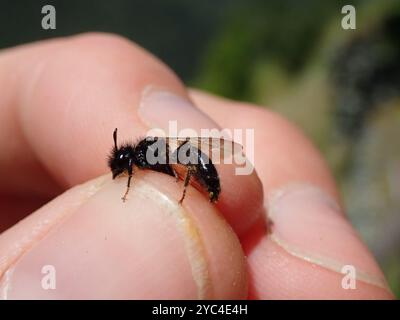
xmin=196 ymin=157 xmax=221 ymax=203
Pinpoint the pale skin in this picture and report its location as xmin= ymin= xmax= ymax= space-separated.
xmin=0 ymin=33 xmax=394 ymax=299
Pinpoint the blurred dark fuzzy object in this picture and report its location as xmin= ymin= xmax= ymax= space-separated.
xmin=331 ymin=12 xmax=400 ymax=138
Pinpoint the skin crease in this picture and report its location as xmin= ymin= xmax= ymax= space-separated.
xmin=0 ymin=33 xmax=394 ymax=299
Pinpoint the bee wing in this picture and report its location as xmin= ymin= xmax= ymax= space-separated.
xmin=166 ymin=137 xmax=243 ymax=163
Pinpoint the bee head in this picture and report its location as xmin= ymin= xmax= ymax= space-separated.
xmin=108 ymin=128 xmax=135 ymax=179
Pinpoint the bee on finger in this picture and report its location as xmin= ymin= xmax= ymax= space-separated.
xmin=108 ymin=128 xmax=242 ymax=204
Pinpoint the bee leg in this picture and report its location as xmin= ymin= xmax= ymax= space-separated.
xmin=122 ymin=169 xmax=133 ymax=202
xmin=168 ymin=165 xmax=180 ymax=182
xmin=163 ymin=164 xmax=180 ymax=182
xmin=172 ymin=167 xmax=179 ymax=182
xmin=178 ymin=166 xmax=195 ymax=204
xmin=165 ymin=140 xmax=179 ymax=182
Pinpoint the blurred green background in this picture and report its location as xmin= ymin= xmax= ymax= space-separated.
xmin=1 ymin=0 xmax=399 ymax=297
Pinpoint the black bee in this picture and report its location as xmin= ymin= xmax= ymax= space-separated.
xmin=108 ymin=128 xmax=241 ymax=204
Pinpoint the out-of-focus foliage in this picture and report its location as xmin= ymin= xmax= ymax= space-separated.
xmin=194 ymin=0 xmax=400 ymax=297
xmin=195 ymin=0 xmax=345 ymax=101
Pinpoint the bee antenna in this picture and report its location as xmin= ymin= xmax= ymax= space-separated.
xmin=113 ymin=128 xmax=118 ymax=149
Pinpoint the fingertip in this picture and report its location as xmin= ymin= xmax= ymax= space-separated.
xmin=0 ymin=173 xmax=247 ymax=299
xmin=215 ymin=163 xmax=265 ymax=236
xmin=134 ymin=172 xmax=249 ymax=299
xmin=243 ymin=184 xmax=394 ymax=299
xmin=246 ymin=236 xmax=394 ymax=299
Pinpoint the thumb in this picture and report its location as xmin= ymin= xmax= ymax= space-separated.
xmin=0 ymin=174 xmax=247 ymax=299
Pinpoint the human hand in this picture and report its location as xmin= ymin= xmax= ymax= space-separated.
xmin=0 ymin=33 xmax=393 ymax=299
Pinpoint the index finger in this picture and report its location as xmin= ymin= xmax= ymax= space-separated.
xmin=0 ymin=33 xmax=264 ymax=236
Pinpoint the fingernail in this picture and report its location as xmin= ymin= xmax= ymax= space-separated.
xmin=268 ymin=184 xmax=391 ymax=292
xmin=138 ymin=86 xmax=220 ymax=132
xmin=138 ymin=86 xmax=264 ymax=238
xmin=0 ymin=175 xmax=246 ymax=299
